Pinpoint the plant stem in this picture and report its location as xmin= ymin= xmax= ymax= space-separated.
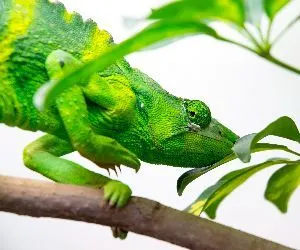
xmin=285 ymin=148 xmax=300 ymax=158
xmin=272 ymin=15 xmax=300 ymax=46
xmin=218 ymin=36 xmax=257 ymax=54
xmin=266 ymin=21 xmax=272 ymax=45
xmin=264 ymin=54 xmax=300 ymax=75
xmin=218 ymin=36 xmax=300 ymax=75
xmin=257 ymin=25 xmax=267 ymax=46
xmin=242 ymin=28 xmax=264 ymax=52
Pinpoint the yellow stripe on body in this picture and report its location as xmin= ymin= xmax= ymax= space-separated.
xmin=63 ymin=10 xmax=73 ymax=24
xmin=60 ymin=6 xmax=112 ymax=61
xmin=0 ymin=0 xmax=36 ymax=125
xmin=81 ymin=26 xmax=112 ymax=62
xmin=0 ymin=0 xmax=36 ymax=66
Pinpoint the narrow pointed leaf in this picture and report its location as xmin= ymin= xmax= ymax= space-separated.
xmin=264 ymin=0 xmax=291 ymax=20
xmin=246 ymin=0 xmax=264 ymax=25
xmin=233 ymin=116 xmax=300 ymax=163
xmin=186 ymin=159 xmax=294 ymax=218
xmin=149 ymin=0 xmax=246 ymax=27
xmin=37 ymin=20 xmax=218 ymax=109
xmin=177 ymin=142 xmax=299 ymax=195
xmin=177 ymin=153 xmax=236 ymax=196
xmin=265 ymin=162 xmax=300 ymax=212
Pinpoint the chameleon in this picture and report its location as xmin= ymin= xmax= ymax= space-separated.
xmin=0 ymin=0 xmax=238 ymax=238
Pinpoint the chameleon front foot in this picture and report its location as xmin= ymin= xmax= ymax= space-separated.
xmin=103 ymin=180 xmax=132 ymax=208
xmin=78 ymin=134 xmax=141 ymax=172
xmin=103 ymin=180 xmax=131 ymax=239
xmin=111 ymin=226 xmax=128 ymax=240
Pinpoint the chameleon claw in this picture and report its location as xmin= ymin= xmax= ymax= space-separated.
xmin=116 ymin=165 xmax=121 ymax=173
xmin=113 ymin=167 xmax=118 ymax=177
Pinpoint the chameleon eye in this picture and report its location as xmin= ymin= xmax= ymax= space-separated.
xmin=189 ymin=111 xmax=196 ymax=117
xmin=184 ymin=99 xmax=212 ymax=129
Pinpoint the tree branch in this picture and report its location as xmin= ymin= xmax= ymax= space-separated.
xmin=0 ymin=175 xmax=291 ymax=250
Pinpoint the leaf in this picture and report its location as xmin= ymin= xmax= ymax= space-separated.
xmin=36 ymin=20 xmax=218 ymax=109
xmin=246 ymin=0 xmax=264 ymax=25
xmin=177 ymin=153 xmax=236 ymax=196
xmin=263 ymin=0 xmax=291 ymax=20
xmin=186 ymin=158 xmax=294 ymax=218
xmin=177 ymin=142 xmax=299 ymax=195
xmin=233 ymin=116 xmax=300 ymax=163
xmin=265 ymin=162 xmax=300 ymax=212
xmin=149 ymin=0 xmax=246 ymax=27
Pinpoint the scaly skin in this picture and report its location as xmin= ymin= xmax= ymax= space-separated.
xmin=0 ymin=0 xmax=239 ymax=238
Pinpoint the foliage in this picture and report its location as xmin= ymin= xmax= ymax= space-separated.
xmin=37 ymin=0 xmax=300 ymax=109
xmin=35 ymin=0 xmax=300 ymax=217
xmin=182 ymin=116 xmax=300 ymax=218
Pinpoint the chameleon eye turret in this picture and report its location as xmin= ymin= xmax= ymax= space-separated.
xmin=184 ymin=99 xmax=212 ymax=129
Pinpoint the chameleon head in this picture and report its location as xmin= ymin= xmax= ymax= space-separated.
xmin=154 ymin=98 xmax=239 ymax=168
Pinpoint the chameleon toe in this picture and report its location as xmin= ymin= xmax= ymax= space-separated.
xmin=109 ymin=192 xmax=119 ymax=207
xmin=111 ymin=226 xmax=128 ymax=240
xmin=103 ymin=180 xmax=132 ymax=208
xmin=117 ymin=190 xmax=131 ymax=208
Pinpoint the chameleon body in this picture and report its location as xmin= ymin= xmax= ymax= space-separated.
xmin=0 ymin=0 xmax=238 ymax=237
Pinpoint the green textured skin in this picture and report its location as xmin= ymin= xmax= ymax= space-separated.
xmin=0 ymin=0 xmax=238 ymax=217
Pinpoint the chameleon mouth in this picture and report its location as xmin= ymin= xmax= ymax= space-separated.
xmin=197 ymin=118 xmax=239 ymax=146
xmin=156 ymin=124 xmax=238 ymax=168
xmin=162 ymin=118 xmax=238 ymax=149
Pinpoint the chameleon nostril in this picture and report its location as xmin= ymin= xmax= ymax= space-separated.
xmin=59 ymin=60 xmax=65 ymax=68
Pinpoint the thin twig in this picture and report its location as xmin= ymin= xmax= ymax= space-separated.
xmin=272 ymin=15 xmax=300 ymax=46
xmin=218 ymin=36 xmax=300 ymax=75
xmin=217 ymin=36 xmax=257 ymax=54
xmin=257 ymin=25 xmax=267 ymax=46
xmin=242 ymin=27 xmax=264 ymax=52
xmin=266 ymin=20 xmax=272 ymax=46
xmin=265 ymin=54 xmax=300 ymax=75
xmin=0 ymin=175 xmax=291 ymax=250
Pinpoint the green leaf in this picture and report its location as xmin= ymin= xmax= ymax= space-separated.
xmin=177 ymin=153 xmax=236 ymax=196
xmin=265 ymin=162 xmax=300 ymax=212
xmin=177 ymin=142 xmax=299 ymax=195
xmin=263 ymin=0 xmax=291 ymax=20
xmin=36 ymin=20 xmax=218 ymax=109
xmin=186 ymin=158 xmax=294 ymax=218
xmin=246 ymin=0 xmax=264 ymax=25
xmin=149 ymin=0 xmax=246 ymax=27
xmin=233 ymin=116 xmax=300 ymax=163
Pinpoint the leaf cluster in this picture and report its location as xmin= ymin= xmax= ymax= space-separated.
xmin=181 ymin=116 xmax=300 ymax=218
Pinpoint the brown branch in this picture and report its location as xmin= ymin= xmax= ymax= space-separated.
xmin=0 ymin=175 xmax=291 ymax=250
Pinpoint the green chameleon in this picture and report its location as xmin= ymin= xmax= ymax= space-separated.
xmin=0 ymin=0 xmax=238 ymax=238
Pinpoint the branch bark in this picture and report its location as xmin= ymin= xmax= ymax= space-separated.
xmin=0 ymin=175 xmax=291 ymax=250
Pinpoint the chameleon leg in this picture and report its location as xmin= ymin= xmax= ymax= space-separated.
xmin=83 ymin=73 xmax=137 ymax=131
xmin=45 ymin=50 xmax=140 ymax=172
xmin=23 ymin=134 xmax=132 ymax=208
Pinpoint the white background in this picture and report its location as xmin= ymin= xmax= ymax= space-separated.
xmin=1 ymin=0 xmax=300 ymax=249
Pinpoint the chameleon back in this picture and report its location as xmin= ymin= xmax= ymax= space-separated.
xmin=0 ymin=0 xmax=114 ymax=132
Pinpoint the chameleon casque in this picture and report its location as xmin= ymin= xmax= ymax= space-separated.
xmin=0 ymin=0 xmax=238 ymax=238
